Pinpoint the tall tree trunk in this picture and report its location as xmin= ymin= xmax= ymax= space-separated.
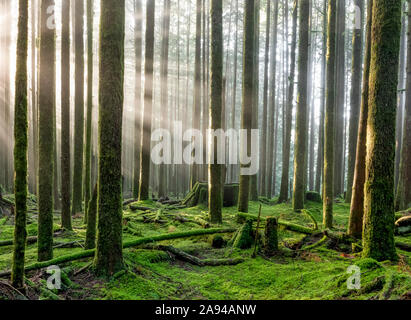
xmin=362 ymin=0 xmax=401 ymax=262
xmin=30 ymin=0 xmax=38 ymax=194
xmin=259 ymin=0 xmax=271 ymax=195
xmin=38 ymin=0 xmax=56 ymax=262
xmin=94 ymin=0 xmax=125 ymax=276
xmin=345 ymin=0 xmax=364 ymax=203
xmin=348 ymin=0 xmax=373 ymax=238
xmin=209 ymin=0 xmax=223 ymax=224
xmin=249 ymin=0 xmax=260 ymax=200
xmin=84 ymin=0 xmax=94 ymax=222
xmin=138 ymin=0 xmax=155 ymax=201
xmin=133 ymin=0 xmax=142 ymax=200
xmin=238 ymin=0 xmax=255 ymax=213
xmin=11 ymin=0 xmax=29 ymax=289
xmin=315 ymin=0 xmax=327 ymax=194
xmin=279 ymin=0 xmax=297 ymax=203
xmin=230 ymin=0 xmax=239 ymax=183
xmin=395 ymin=2 xmax=407 ymax=194
xmin=333 ymin=0 xmax=345 ymax=197
xmin=266 ymin=0 xmax=279 ymax=198
xmin=323 ymin=0 xmax=337 ymax=229
xmin=158 ymin=0 xmax=171 ymax=198
xmin=72 ymin=0 xmax=85 ymax=215
xmin=395 ymin=0 xmax=411 ymax=211
xmin=61 ymin=0 xmax=72 ymax=230
xmin=292 ymin=0 xmax=309 ymax=211
xmin=189 ymin=0 xmax=202 ymax=190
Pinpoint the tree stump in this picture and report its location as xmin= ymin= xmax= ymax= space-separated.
xmin=264 ymin=217 xmax=278 ymax=255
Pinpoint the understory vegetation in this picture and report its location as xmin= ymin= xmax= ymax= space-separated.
xmin=1 ymin=193 xmax=410 ymax=300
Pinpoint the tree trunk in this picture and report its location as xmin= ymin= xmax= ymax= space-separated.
xmin=238 ymin=0 xmax=255 ymax=213
xmin=279 ymin=0 xmax=297 ymax=203
xmin=345 ymin=0 xmax=364 ymax=203
xmin=61 ymin=0 xmax=72 ymax=230
xmin=362 ymin=0 xmax=401 ymax=262
xmin=11 ymin=0 xmax=29 ymax=289
xmin=292 ymin=0 xmax=309 ymax=211
xmin=323 ymin=0 xmax=337 ymax=229
xmin=158 ymin=0 xmax=171 ymax=198
xmin=395 ymin=0 xmax=411 ymax=211
xmin=266 ymin=0 xmax=279 ymax=198
xmin=71 ymin=0 xmax=85 ymax=215
xmin=190 ymin=0 xmax=202 ymax=190
xmin=209 ymin=0 xmax=223 ymax=224
xmin=138 ymin=0 xmax=155 ymax=201
xmin=38 ymin=0 xmax=56 ymax=262
xmin=84 ymin=0 xmax=94 ymax=222
xmin=133 ymin=0 xmax=142 ymax=200
xmin=348 ymin=0 xmax=373 ymax=239
xmin=94 ymin=0 xmax=125 ymax=276
xmin=259 ymin=0 xmax=271 ymax=195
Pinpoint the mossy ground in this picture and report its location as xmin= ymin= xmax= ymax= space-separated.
xmin=0 ymin=193 xmax=410 ymax=300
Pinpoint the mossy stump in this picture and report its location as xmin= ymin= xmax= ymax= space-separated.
xmin=182 ymin=182 xmax=239 ymax=208
xmin=264 ymin=217 xmax=278 ymax=255
xmin=232 ymin=220 xmax=254 ymax=249
xmin=305 ymin=191 xmax=322 ymax=203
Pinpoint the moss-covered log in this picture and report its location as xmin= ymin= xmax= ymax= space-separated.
xmin=0 ymin=228 xmax=236 ymax=278
xmin=236 ymin=212 xmax=314 ymax=235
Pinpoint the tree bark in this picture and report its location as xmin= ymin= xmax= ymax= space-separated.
xmin=94 ymin=0 xmax=125 ymax=276
xmin=362 ymin=0 xmax=401 ymax=262
xmin=292 ymin=0 xmax=309 ymax=211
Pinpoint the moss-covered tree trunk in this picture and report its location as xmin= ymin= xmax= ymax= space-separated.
xmin=362 ymin=0 xmax=401 ymax=262
xmin=11 ymin=0 xmax=28 ymax=289
xmin=237 ymin=0 xmax=255 ymax=213
xmin=395 ymin=0 xmax=411 ymax=211
xmin=345 ymin=0 xmax=364 ymax=204
xmin=133 ymin=0 xmax=142 ymax=200
xmin=266 ymin=0 xmax=279 ymax=198
xmin=138 ymin=0 xmax=155 ymax=201
xmin=85 ymin=184 xmax=97 ymax=249
xmin=61 ymin=0 xmax=72 ymax=230
xmin=278 ymin=0 xmax=297 ymax=203
xmin=71 ymin=0 xmax=85 ymax=216
xmin=348 ymin=0 xmax=373 ymax=238
xmin=38 ymin=0 xmax=56 ymax=262
xmin=208 ymin=0 xmax=223 ymax=224
xmin=158 ymin=0 xmax=171 ymax=198
xmin=323 ymin=0 xmax=337 ymax=229
xmin=292 ymin=0 xmax=309 ymax=212
xmin=94 ymin=0 xmax=125 ymax=276
xmin=84 ymin=0 xmax=94 ymax=223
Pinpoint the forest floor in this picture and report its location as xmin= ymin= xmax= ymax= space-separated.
xmin=0 ymin=194 xmax=411 ymax=300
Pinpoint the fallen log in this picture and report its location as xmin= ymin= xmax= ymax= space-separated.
xmin=129 ymin=205 xmax=154 ymax=212
xmin=0 ymin=232 xmax=63 ymax=247
xmin=395 ymin=241 xmax=411 ymax=252
xmin=145 ymin=245 xmax=244 ymax=266
xmin=237 ymin=212 xmax=314 ymax=235
xmin=0 ymin=227 xmax=237 ymax=277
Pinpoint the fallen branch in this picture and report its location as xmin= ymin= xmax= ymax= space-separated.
xmin=395 ymin=241 xmax=411 ymax=252
xmin=237 ymin=212 xmax=314 ymax=235
xmin=0 ymin=227 xmax=237 ymax=277
xmin=301 ymin=209 xmax=318 ymax=230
